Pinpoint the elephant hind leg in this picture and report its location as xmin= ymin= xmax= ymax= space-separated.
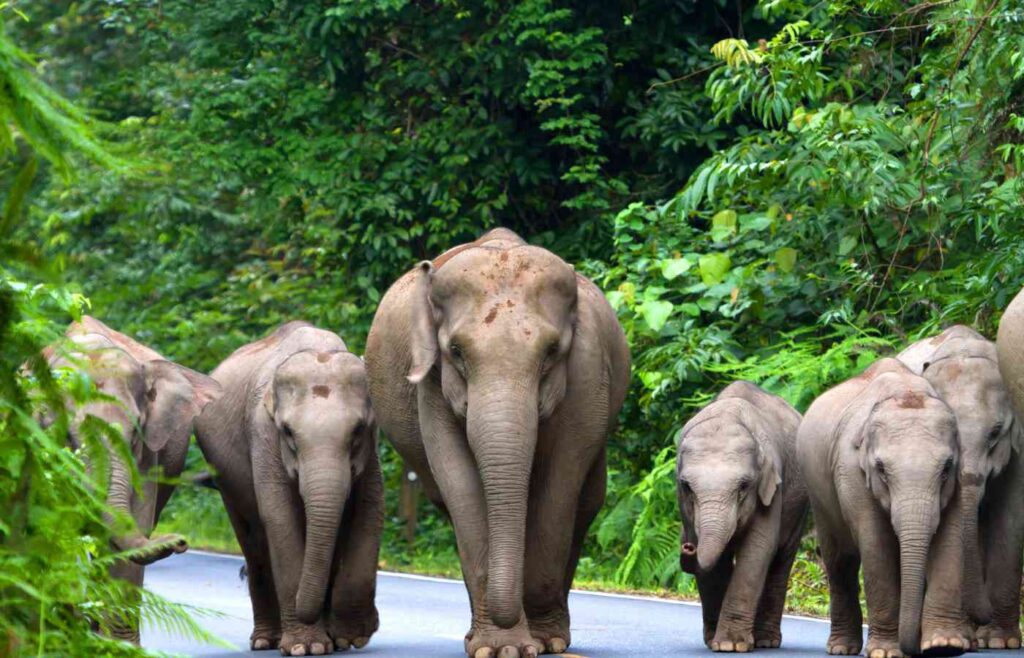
xmin=224 ymin=501 xmax=280 ymax=650
xmin=817 ymin=519 xmax=864 ymax=655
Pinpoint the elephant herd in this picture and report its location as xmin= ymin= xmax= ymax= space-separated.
xmin=44 ymin=227 xmax=1024 ymax=658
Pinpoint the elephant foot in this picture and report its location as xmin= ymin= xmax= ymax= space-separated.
xmin=465 ymin=618 xmax=544 ymax=658
xmin=976 ymin=624 xmax=1022 ymax=650
xmin=710 ymin=626 xmax=755 ymax=653
xmin=526 ymin=607 xmax=570 ymax=654
xmin=279 ymin=624 xmax=332 ymax=656
xmin=754 ymin=628 xmax=782 ymax=649
xmin=329 ymin=607 xmax=379 ymax=651
xmin=921 ymin=627 xmax=969 ymax=657
xmin=827 ymin=628 xmax=864 ymax=655
xmin=863 ymin=636 xmax=901 ymax=658
xmin=250 ymin=624 xmax=281 ymax=651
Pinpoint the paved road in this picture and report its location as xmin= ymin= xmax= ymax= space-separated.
xmin=143 ymin=551 xmax=838 ymax=658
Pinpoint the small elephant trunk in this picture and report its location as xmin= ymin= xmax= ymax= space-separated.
xmin=467 ymin=378 xmax=538 ymax=630
xmin=695 ymin=501 xmax=736 ymax=572
xmin=294 ymin=462 xmax=350 ymax=624
xmin=895 ymin=506 xmax=933 ymax=656
xmin=960 ymin=481 xmax=993 ymax=625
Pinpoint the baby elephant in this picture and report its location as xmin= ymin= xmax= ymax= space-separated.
xmin=676 ymin=381 xmax=807 ymax=652
xmin=798 ymin=358 xmax=967 ymax=658
xmin=900 ymin=325 xmax=1022 ymax=649
xmin=196 ymin=322 xmax=382 ymax=656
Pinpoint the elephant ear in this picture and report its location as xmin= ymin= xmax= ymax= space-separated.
xmin=407 ymin=261 xmax=439 ymax=384
xmin=538 ymin=319 xmax=575 ymax=420
xmin=143 ymin=360 xmax=222 ymax=453
xmin=755 ymin=440 xmax=783 ymax=507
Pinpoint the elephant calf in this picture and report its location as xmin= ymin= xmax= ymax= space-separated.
xmin=195 ymin=322 xmax=382 ymax=656
xmin=900 ymin=326 xmax=1022 ymax=649
xmin=47 ymin=316 xmax=221 ymax=642
xmin=676 ymin=381 xmax=807 ymax=652
xmin=798 ymin=358 xmax=967 ymax=658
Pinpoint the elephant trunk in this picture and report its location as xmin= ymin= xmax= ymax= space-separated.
xmin=894 ymin=501 xmax=935 ymax=656
xmin=695 ymin=500 xmax=736 ymax=572
xmin=467 ymin=378 xmax=538 ymax=630
xmin=960 ymin=481 xmax=992 ymax=625
xmin=294 ymin=459 xmax=350 ymax=624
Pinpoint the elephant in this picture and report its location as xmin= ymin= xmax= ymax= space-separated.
xmin=676 ymin=381 xmax=807 ymax=652
xmin=797 ymin=358 xmax=968 ymax=658
xmin=195 ymin=321 xmax=382 ymax=656
xmin=364 ymin=228 xmax=630 ymax=658
xmin=47 ymin=316 xmax=221 ymax=642
xmin=899 ymin=325 xmax=1023 ymax=649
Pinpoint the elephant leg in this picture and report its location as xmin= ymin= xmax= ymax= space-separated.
xmin=417 ymin=385 xmax=541 ymax=658
xmin=564 ymin=452 xmax=607 ymax=597
xmin=257 ymin=481 xmax=333 ymax=657
xmin=107 ymin=559 xmax=144 ymax=644
xmin=753 ymin=508 xmax=804 ymax=649
xmin=921 ymin=490 xmax=969 ymax=655
xmin=223 ymin=500 xmax=281 ymax=651
xmin=859 ymin=511 xmax=902 ymax=658
xmin=710 ymin=503 xmax=780 ymax=652
xmin=976 ymin=464 xmax=1024 ymax=650
xmin=817 ymin=525 xmax=862 ymax=656
xmin=696 ymin=558 xmax=733 ymax=647
xmin=522 ymin=433 xmax=604 ymax=655
xmin=329 ymin=459 xmax=383 ymax=651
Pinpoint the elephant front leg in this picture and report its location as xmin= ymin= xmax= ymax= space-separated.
xmin=709 ymin=505 xmax=779 ymax=652
xmin=329 ymin=461 xmax=384 ymax=651
xmin=976 ymin=464 xmax=1024 ymax=650
xmin=696 ymin=559 xmax=734 ymax=648
xmin=418 ymin=388 xmax=542 ymax=658
xmin=258 ymin=482 xmax=333 ymax=657
xmin=921 ymin=492 xmax=969 ymax=655
xmin=859 ymin=512 xmax=903 ymax=658
xmin=522 ymin=438 xmax=605 ymax=654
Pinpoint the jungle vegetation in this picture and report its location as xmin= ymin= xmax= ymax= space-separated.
xmin=3 ymin=0 xmax=1024 ymax=652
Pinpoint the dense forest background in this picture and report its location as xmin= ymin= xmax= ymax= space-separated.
xmin=4 ymin=0 xmax=1024 ymax=652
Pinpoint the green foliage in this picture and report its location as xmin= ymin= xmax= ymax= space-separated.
xmin=0 ymin=16 xmax=214 ymax=656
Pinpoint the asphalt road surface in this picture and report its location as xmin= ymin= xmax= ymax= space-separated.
xmin=143 ymin=551 xmax=839 ymax=658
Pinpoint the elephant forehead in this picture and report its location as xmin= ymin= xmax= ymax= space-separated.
xmin=434 ymin=246 xmax=575 ymax=296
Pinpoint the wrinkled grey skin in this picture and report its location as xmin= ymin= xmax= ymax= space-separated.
xmin=797 ymin=358 xmax=967 ymax=658
xmin=676 ymin=381 xmax=807 ymax=652
xmin=365 ymin=229 xmax=630 ymax=658
xmin=899 ymin=325 xmax=1023 ymax=649
xmin=47 ymin=316 xmax=221 ymax=643
xmin=195 ymin=322 xmax=383 ymax=656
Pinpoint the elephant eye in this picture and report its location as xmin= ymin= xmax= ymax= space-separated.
xmin=353 ymin=420 xmax=367 ymax=435
xmin=282 ymin=424 xmax=297 ymax=451
xmin=738 ymin=478 xmax=751 ymax=492
xmin=941 ymin=458 xmax=954 ymax=480
xmin=679 ymin=478 xmax=691 ymax=493
xmin=989 ymin=424 xmax=1003 ymax=442
xmin=449 ymin=342 xmax=464 ymax=361
xmin=874 ymin=459 xmax=886 ymax=479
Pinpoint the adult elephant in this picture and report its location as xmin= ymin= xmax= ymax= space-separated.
xmin=47 ymin=316 xmax=221 ymax=642
xmin=900 ymin=325 xmax=1022 ymax=649
xmin=365 ymin=228 xmax=630 ymax=658
xmin=196 ymin=322 xmax=382 ymax=656
xmin=798 ymin=358 xmax=967 ymax=658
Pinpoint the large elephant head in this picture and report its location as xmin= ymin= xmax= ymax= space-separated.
xmin=405 ymin=230 xmax=579 ymax=629
xmin=676 ymin=400 xmax=782 ymax=572
xmin=54 ymin=333 xmax=221 ymax=563
xmin=842 ymin=373 xmax=959 ymax=655
xmin=919 ymin=338 xmax=1016 ymax=626
xmin=262 ymin=348 xmax=375 ymax=624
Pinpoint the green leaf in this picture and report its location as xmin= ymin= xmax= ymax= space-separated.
xmin=660 ymin=257 xmax=692 ymax=280
xmin=838 ymin=236 xmax=858 ymax=256
xmin=637 ymin=300 xmax=674 ymax=332
xmin=698 ymin=253 xmax=732 ymax=285
xmin=774 ymin=247 xmax=798 ymax=273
